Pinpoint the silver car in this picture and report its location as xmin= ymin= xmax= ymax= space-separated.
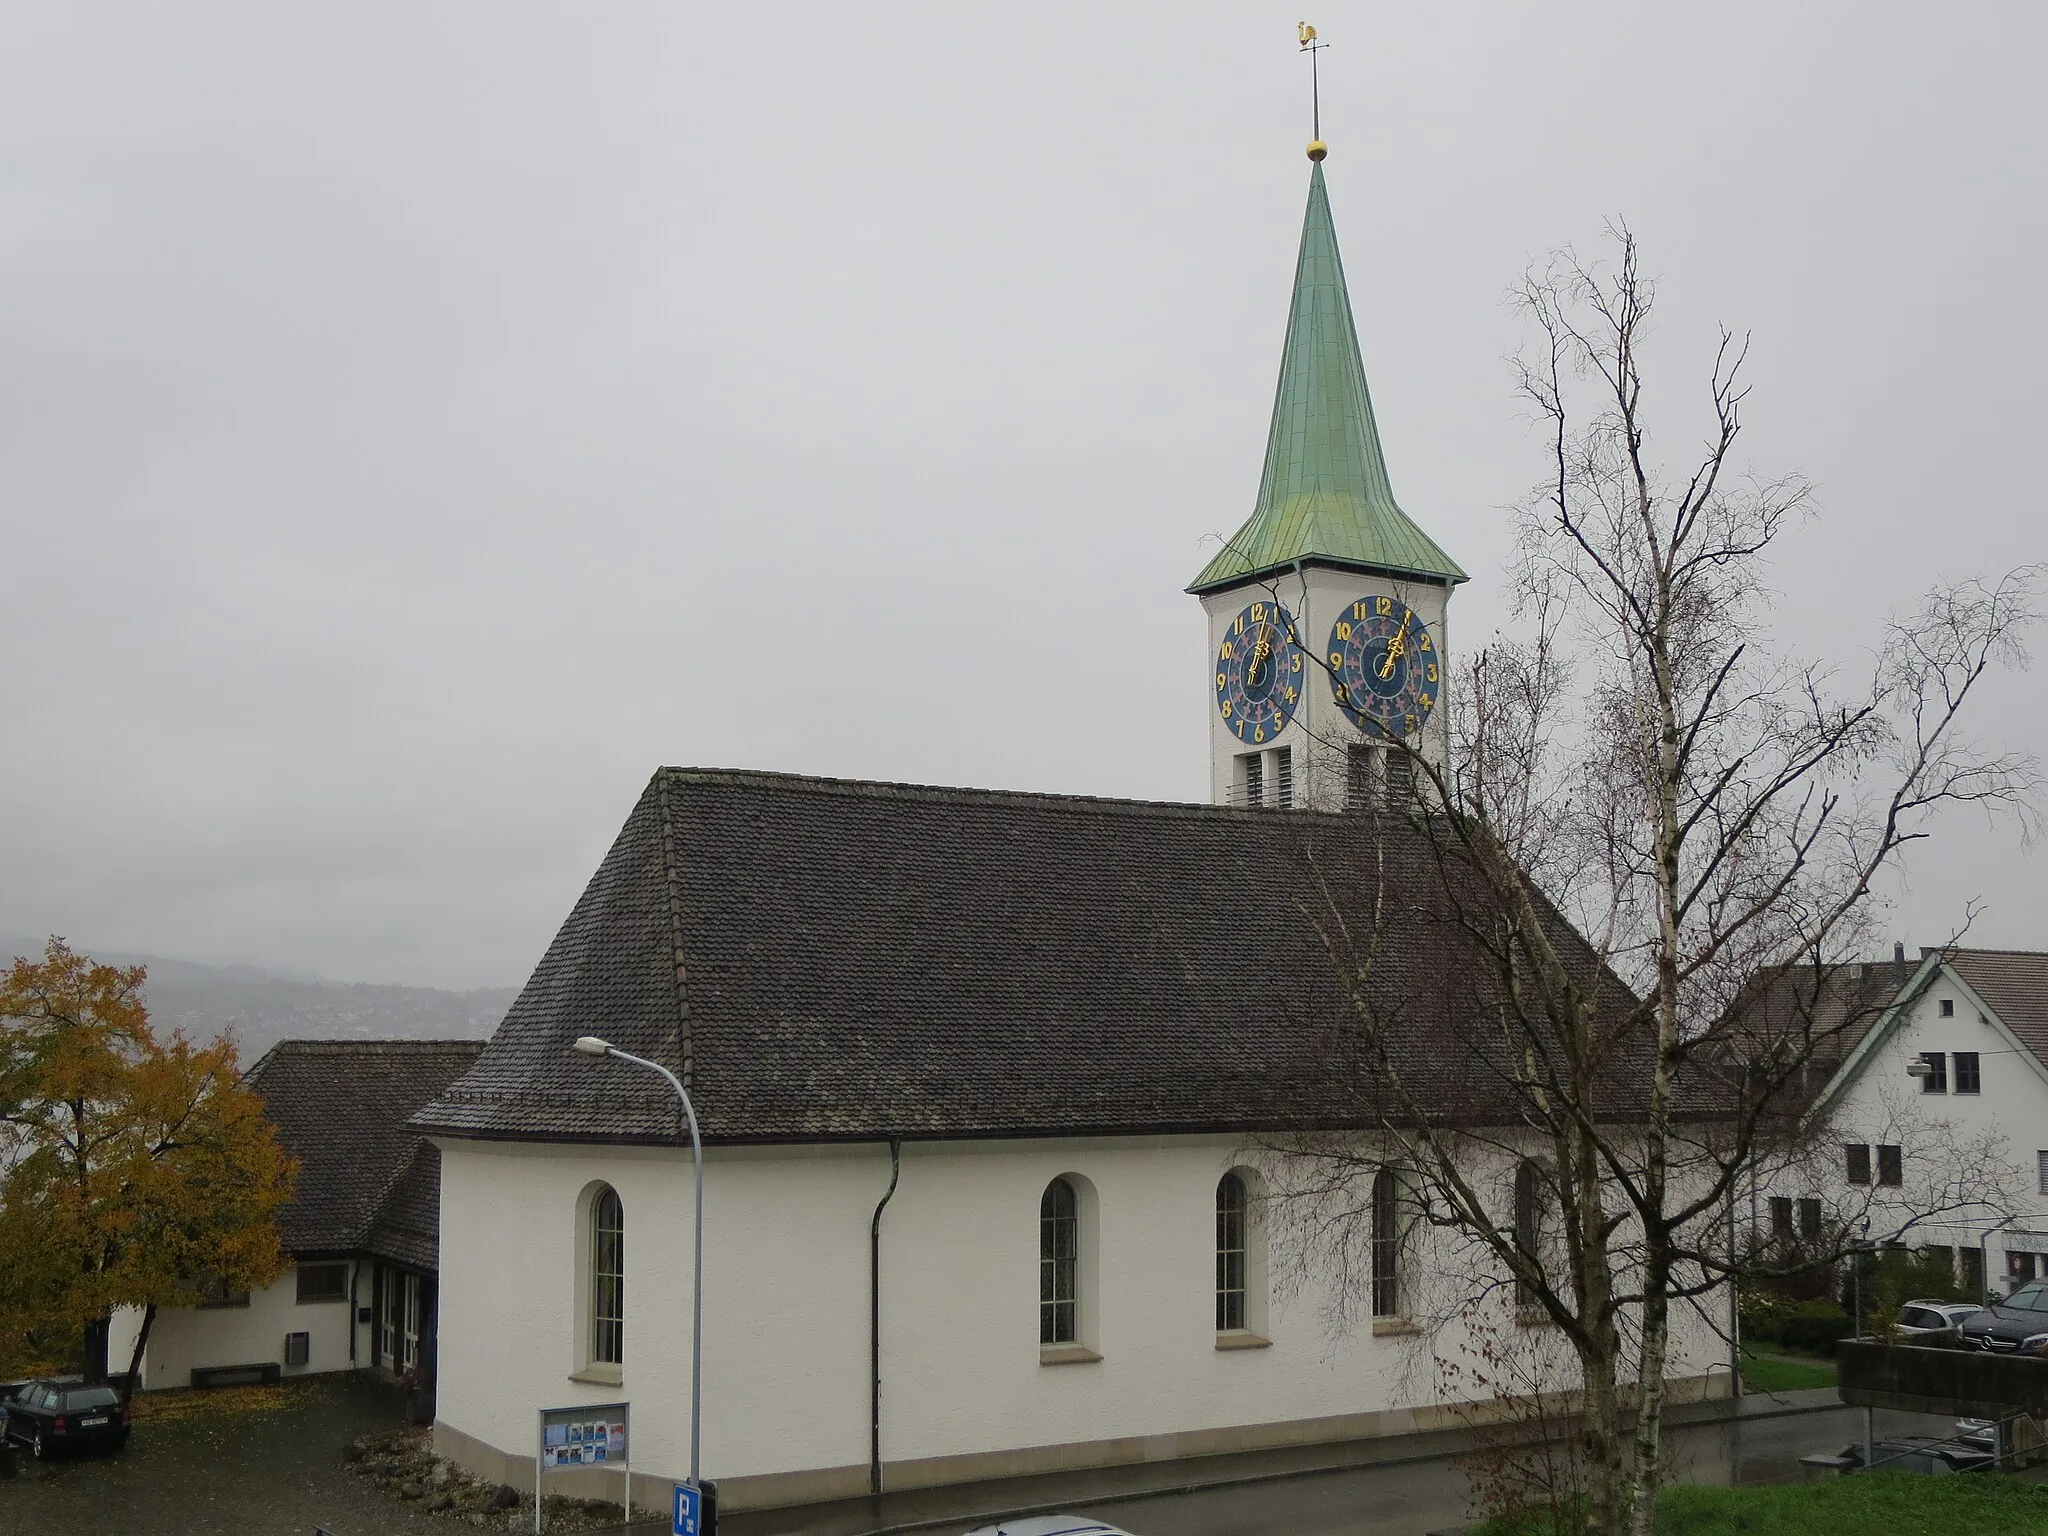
xmin=1897 ymin=1299 xmax=1980 ymax=1335
xmin=962 ymin=1520 xmax=1139 ymax=1536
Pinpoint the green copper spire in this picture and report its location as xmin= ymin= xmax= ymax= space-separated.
xmin=1189 ymin=162 xmax=1466 ymax=593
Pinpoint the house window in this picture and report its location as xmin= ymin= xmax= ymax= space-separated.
xmin=1513 ymin=1160 xmax=1544 ymax=1309
xmin=590 ymin=1185 xmax=624 ymax=1367
xmin=1939 ymin=998 xmax=1955 ymax=1017
xmin=1876 ymin=1145 xmax=1902 ymax=1187
xmin=1962 ymin=1245 xmax=1985 ymax=1298
xmin=198 ymin=1278 xmax=251 ymax=1309
xmin=1371 ymin=1166 xmax=1402 ymax=1319
xmin=296 ymin=1262 xmax=349 ymax=1304
xmin=378 ymin=1266 xmax=400 ymax=1367
xmin=1955 ymin=1052 xmax=1981 ymax=1094
xmin=1798 ymin=1198 xmax=1822 ymax=1241
xmin=1845 ymin=1144 xmax=1871 ymax=1185
xmin=401 ymin=1272 xmax=424 ymax=1373
xmin=1919 ymin=1052 xmax=1947 ymax=1093
xmin=1040 ymin=1177 xmax=1079 ymax=1344
xmin=1769 ymin=1197 xmax=1793 ymax=1241
xmin=1216 ymin=1173 xmax=1248 ymax=1331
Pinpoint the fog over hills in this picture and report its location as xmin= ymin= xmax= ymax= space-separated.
xmin=2 ymin=938 xmax=513 ymax=1062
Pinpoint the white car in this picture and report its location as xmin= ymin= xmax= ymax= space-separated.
xmin=962 ymin=1519 xmax=1138 ymax=1536
xmin=1896 ymin=1299 xmax=1981 ymax=1335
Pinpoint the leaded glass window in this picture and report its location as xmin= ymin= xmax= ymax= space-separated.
xmin=1217 ymin=1173 xmax=1248 ymax=1330
xmin=591 ymin=1186 xmax=624 ymax=1366
xmin=1040 ymin=1178 xmax=1078 ymax=1344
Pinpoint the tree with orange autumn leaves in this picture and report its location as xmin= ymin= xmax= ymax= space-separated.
xmin=0 ymin=938 xmax=295 ymax=1390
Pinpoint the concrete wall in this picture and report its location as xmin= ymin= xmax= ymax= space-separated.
xmin=433 ymin=1132 xmax=1729 ymax=1511
xmin=108 ymin=1262 xmax=371 ymax=1390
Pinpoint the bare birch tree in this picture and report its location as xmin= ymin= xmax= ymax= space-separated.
xmin=1251 ymin=227 xmax=2039 ymax=1536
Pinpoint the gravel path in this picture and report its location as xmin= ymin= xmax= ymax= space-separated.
xmin=0 ymin=1375 xmax=448 ymax=1536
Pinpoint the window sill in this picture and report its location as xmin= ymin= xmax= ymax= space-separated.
xmin=1039 ymin=1344 xmax=1102 ymax=1366
xmin=1215 ymin=1331 xmax=1272 ymax=1351
xmin=569 ymin=1364 xmax=623 ymax=1386
xmin=1371 ymin=1318 xmax=1420 ymax=1337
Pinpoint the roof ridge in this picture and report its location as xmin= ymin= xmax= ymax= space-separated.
xmin=659 ymin=765 xmax=1358 ymax=824
xmin=1932 ymin=946 xmax=2048 ymax=960
xmin=260 ymin=1038 xmax=489 ymax=1053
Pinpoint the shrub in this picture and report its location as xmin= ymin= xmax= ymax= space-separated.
xmin=1776 ymin=1299 xmax=1853 ymax=1355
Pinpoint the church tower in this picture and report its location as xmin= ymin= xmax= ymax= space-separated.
xmin=1189 ymin=147 xmax=1465 ymax=811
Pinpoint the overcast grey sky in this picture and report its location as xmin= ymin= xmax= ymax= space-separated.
xmin=2 ymin=2 xmax=2042 ymax=988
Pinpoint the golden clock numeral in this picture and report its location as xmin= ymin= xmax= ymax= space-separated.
xmin=1219 ymin=642 xmax=1232 ymax=660
xmin=1216 ymin=672 xmax=1227 ymax=689
xmin=1376 ymin=596 xmax=1393 ymax=616
xmin=1404 ymin=714 xmax=1417 ymax=732
xmin=1334 ymin=684 xmax=1350 ymax=704
xmin=1417 ymin=633 xmax=1432 ymax=651
xmin=1426 ymin=663 xmax=1438 ymax=683
xmin=1250 ymin=602 xmax=1265 ymax=622
xmin=1329 ymin=651 xmax=1343 ymax=668
xmin=1234 ymin=616 xmax=1244 ymax=636
xmin=1352 ymin=602 xmax=1367 ymax=620
xmin=1254 ymin=726 xmax=1266 ymax=743
xmin=1221 ymin=701 xmax=1232 ymax=717
xmin=1336 ymin=621 xmax=1353 ymax=641
xmin=1290 ymin=653 xmax=1302 ymax=671
xmin=1420 ymin=693 xmax=1433 ymax=707
xmin=1284 ymin=686 xmax=1296 ymax=702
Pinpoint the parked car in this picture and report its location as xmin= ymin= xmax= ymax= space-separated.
xmin=1957 ymin=1281 xmax=2048 ymax=1352
xmin=0 ymin=1378 xmax=130 ymax=1459
xmin=961 ymin=1520 xmax=1138 ymax=1536
xmin=1837 ymin=1436 xmax=1994 ymax=1475
xmin=1896 ymin=1299 xmax=1982 ymax=1336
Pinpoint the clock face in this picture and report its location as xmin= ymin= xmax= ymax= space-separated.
xmin=1326 ymin=593 xmax=1439 ymax=738
xmin=1215 ymin=600 xmax=1303 ymax=745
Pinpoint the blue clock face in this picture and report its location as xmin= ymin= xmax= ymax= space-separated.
xmin=1327 ymin=593 xmax=1439 ymax=738
xmin=1215 ymin=600 xmax=1303 ymax=745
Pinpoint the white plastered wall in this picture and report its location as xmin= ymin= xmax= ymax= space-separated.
xmin=1201 ymin=566 xmax=1454 ymax=811
xmin=1805 ymin=967 xmax=2048 ymax=1281
xmin=107 ymin=1262 xmax=370 ymax=1389
xmin=433 ymin=1131 xmax=1728 ymax=1507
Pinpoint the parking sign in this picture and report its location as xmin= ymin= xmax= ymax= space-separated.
xmin=673 ymin=1482 xmax=701 ymax=1536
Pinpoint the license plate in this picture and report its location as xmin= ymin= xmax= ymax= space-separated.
xmin=80 ymin=1415 xmax=108 ymax=1426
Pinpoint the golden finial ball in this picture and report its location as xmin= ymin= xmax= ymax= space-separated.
xmin=1306 ymin=139 xmax=1328 ymax=162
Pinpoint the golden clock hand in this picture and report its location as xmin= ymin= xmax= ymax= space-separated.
xmin=1377 ymin=615 xmax=1411 ymax=680
xmin=1245 ymin=623 xmax=1272 ymax=691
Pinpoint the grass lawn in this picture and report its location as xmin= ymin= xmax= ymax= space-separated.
xmin=1739 ymin=1344 xmax=1837 ymax=1393
xmin=1479 ymin=1473 xmax=2048 ymax=1535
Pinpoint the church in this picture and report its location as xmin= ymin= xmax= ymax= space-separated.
xmin=414 ymin=146 xmax=1731 ymax=1514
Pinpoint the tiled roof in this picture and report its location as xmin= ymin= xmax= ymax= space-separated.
xmin=245 ymin=1039 xmax=486 ymax=1262
xmin=414 ymin=769 xmax=1658 ymax=1147
xmin=1940 ymin=948 xmax=2048 ymax=1067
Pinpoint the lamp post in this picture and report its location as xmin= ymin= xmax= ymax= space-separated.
xmin=572 ymin=1036 xmax=704 ymax=1489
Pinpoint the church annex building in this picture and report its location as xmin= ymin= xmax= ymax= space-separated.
xmin=413 ymin=154 xmax=1731 ymax=1513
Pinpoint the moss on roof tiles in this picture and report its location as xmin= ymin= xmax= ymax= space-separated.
xmin=1190 ymin=162 xmax=1465 ymax=593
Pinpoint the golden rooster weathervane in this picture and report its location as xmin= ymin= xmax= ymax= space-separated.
xmin=1298 ymin=22 xmax=1329 ymax=161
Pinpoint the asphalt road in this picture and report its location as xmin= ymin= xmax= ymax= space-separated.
xmin=1066 ymin=1404 xmax=1957 ymax=1536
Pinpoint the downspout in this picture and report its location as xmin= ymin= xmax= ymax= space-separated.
xmin=349 ymin=1258 xmax=360 ymax=1367
xmin=1725 ymin=1188 xmax=1742 ymax=1397
xmin=869 ymin=1139 xmax=902 ymax=1498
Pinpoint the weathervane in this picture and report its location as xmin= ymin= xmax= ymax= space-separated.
xmin=1298 ymin=22 xmax=1329 ymax=161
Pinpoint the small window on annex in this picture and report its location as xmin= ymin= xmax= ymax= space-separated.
xmin=1919 ymin=1052 xmax=1948 ymax=1094
xmin=590 ymin=1185 xmax=624 ymax=1367
xmin=1845 ymin=1144 xmax=1872 ymax=1186
xmin=1769 ymin=1197 xmax=1793 ymax=1241
xmin=1217 ymin=1173 xmax=1249 ymax=1331
xmin=1955 ymin=1052 xmax=1981 ymax=1094
xmin=1041 ymin=1177 xmax=1080 ymax=1345
xmin=1798 ymin=1198 xmax=1822 ymax=1241
xmin=296 ymin=1262 xmax=349 ymax=1304
xmin=1876 ymin=1145 xmax=1903 ymax=1188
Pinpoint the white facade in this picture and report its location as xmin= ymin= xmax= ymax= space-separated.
xmin=107 ymin=1262 xmax=370 ymax=1390
xmin=1801 ymin=954 xmax=2048 ymax=1290
xmin=1201 ymin=566 xmax=1454 ymax=811
xmin=433 ymin=1132 xmax=1730 ymax=1512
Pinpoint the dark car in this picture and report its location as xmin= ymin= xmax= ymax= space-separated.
xmin=1 ymin=1377 xmax=130 ymax=1459
xmin=1957 ymin=1281 xmax=2048 ymax=1352
xmin=1839 ymin=1436 xmax=1994 ymax=1475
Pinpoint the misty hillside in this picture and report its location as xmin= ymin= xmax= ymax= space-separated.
xmin=2 ymin=938 xmax=514 ymax=1062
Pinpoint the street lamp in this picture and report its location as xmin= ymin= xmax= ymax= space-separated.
xmin=571 ymin=1035 xmax=705 ymax=1490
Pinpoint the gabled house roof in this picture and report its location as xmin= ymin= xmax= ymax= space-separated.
xmin=413 ymin=768 xmax=1660 ymax=1149
xmin=246 ymin=1038 xmax=486 ymax=1267
xmin=1803 ymin=947 xmax=2048 ymax=1118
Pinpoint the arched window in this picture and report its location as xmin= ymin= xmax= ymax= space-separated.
xmin=1371 ymin=1166 xmax=1402 ymax=1319
xmin=1513 ymin=1160 xmax=1543 ymax=1309
xmin=1040 ymin=1177 xmax=1079 ymax=1344
xmin=590 ymin=1185 xmax=624 ymax=1366
xmin=1217 ymin=1173 xmax=1249 ymax=1331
